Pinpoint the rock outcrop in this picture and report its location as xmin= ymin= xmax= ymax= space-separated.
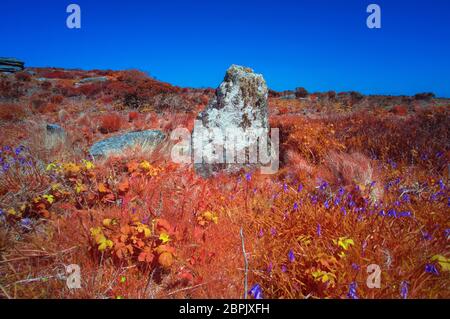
xmin=89 ymin=130 xmax=165 ymax=159
xmin=192 ymin=65 xmax=271 ymax=177
xmin=46 ymin=124 xmax=65 ymax=135
xmin=0 ymin=58 xmax=25 ymax=73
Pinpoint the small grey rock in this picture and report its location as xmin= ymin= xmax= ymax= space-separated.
xmin=46 ymin=124 xmax=65 ymax=134
xmin=89 ymin=130 xmax=166 ymax=159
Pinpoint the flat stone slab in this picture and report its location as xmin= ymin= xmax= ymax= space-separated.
xmin=0 ymin=57 xmax=25 ymax=73
xmin=77 ymin=76 xmax=109 ymax=84
xmin=89 ymin=130 xmax=166 ymax=159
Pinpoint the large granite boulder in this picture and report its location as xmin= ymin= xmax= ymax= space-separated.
xmin=192 ymin=65 xmax=271 ymax=177
xmin=0 ymin=58 xmax=25 ymax=73
xmin=89 ymin=130 xmax=165 ymax=159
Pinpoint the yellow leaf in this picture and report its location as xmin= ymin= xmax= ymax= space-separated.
xmin=75 ymin=182 xmax=86 ymax=194
xmin=7 ymin=208 xmax=17 ymax=216
xmin=63 ymin=163 xmax=81 ymax=175
xmin=98 ymin=183 xmax=109 ymax=193
xmin=98 ymin=239 xmax=113 ymax=251
xmin=431 ymin=255 xmax=450 ymax=272
xmin=139 ymin=160 xmax=151 ymax=171
xmin=46 ymin=163 xmax=57 ymax=171
xmin=159 ymin=232 xmax=171 ymax=244
xmin=202 ymin=211 xmax=218 ymax=224
xmin=43 ymin=194 xmax=55 ymax=204
xmin=334 ymin=237 xmax=355 ymax=250
xmin=103 ymin=219 xmax=113 ymax=227
xmin=82 ymin=159 xmax=95 ymax=170
xmin=135 ymin=222 xmax=151 ymax=238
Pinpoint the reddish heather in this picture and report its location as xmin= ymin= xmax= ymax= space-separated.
xmin=0 ymin=68 xmax=448 ymax=299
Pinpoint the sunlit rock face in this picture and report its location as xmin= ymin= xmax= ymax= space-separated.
xmin=193 ymin=65 xmax=270 ymax=177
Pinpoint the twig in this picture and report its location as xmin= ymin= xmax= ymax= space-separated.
xmin=0 ymin=284 xmax=12 ymax=299
xmin=240 ymin=227 xmax=248 ymax=300
xmin=0 ymin=246 xmax=78 ymax=264
xmin=165 ymin=282 xmax=210 ymax=297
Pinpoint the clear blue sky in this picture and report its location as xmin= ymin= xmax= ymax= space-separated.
xmin=1 ymin=0 xmax=450 ymax=97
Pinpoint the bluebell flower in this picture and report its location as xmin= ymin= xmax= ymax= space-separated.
xmin=438 ymin=179 xmax=445 ymax=190
xmin=400 ymin=281 xmax=409 ymax=299
xmin=248 ymin=284 xmax=263 ymax=299
xmin=3 ymin=146 xmax=11 ymax=152
xmin=338 ymin=187 xmax=345 ymax=197
xmin=20 ymin=218 xmax=32 ymax=229
xmin=445 ymin=228 xmax=450 ymax=239
xmin=341 ymin=207 xmax=347 ymax=215
xmin=281 ymin=265 xmax=287 ymax=273
xmin=435 ymin=151 xmax=443 ymax=158
xmin=393 ymin=200 xmax=400 ymax=206
xmin=0 ymin=209 xmax=4 ymax=217
xmin=258 ymin=228 xmax=264 ymax=238
xmin=245 ymin=172 xmax=252 ymax=182
xmin=420 ymin=153 xmax=428 ymax=161
xmin=2 ymin=163 xmax=10 ymax=172
xmin=351 ymin=263 xmax=360 ymax=271
xmin=270 ymin=227 xmax=277 ymax=236
xmin=324 ymin=200 xmax=330 ymax=209
xmin=293 ymin=202 xmax=299 ymax=210
xmin=348 ymin=200 xmax=356 ymax=208
xmin=288 ymin=249 xmax=295 ymax=263
xmin=17 ymin=157 xmax=27 ymax=165
xmin=387 ymin=209 xmax=397 ymax=218
xmin=310 ymin=195 xmax=318 ymax=205
xmin=398 ymin=211 xmax=411 ymax=217
xmin=425 ymin=263 xmax=439 ymax=276
xmin=362 ymin=240 xmax=367 ymax=252
xmin=319 ymin=181 xmax=328 ymax=191
xmin=422 ymin=231 xmax=432 ymax=241
xmin=316 ymin=223 xmax=321 ymax=237
xmin=401 ymin=194 xmax=410 ymax=203
xmin=388 ymin=159 xmax=397 ymax=169
xmin=347 ymin=282 xmax=358 ymax=299
xmin=297 ymin=183 xmax=303 ymax=192
xmin=15 ymin=146 xmax=25 ymax=156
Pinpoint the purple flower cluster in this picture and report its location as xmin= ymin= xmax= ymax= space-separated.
xmin=248 ymin=284 xmax=263 ymax=299
xmin=400 ymin=281 xmax=409 ymax=299
xmin=347 ymin=282 xmax=358 ymax=299
xmin=425 ymin=263 xmax=439 ymax=276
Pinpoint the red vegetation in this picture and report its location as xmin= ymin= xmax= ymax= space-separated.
xmin=14 ymin=71 xmax=32 ymax=82
xmin=0 ymin=67 xmax=448 ymax=300
xmin=0 ymin=103 xmax=28 ymax=121
xmin=128 ymin=111 xmax=139 ymax=122
xmin=50 ymin=94 xmax=64 ymax=104
xmin=391 ymin=105 xmax=408 ymax=116
xmin=99 ymin=113 xmax=122 ymax=133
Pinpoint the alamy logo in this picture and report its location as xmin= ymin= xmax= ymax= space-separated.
xmin=366 ymin=264 xmax=381 ymax=288
xmin=366 ymin=4 xmax=381 ymax=29
xmin=170 ymin=120 xmax=280 ymax=174
xmin=66 ymin=4 xmax=81 ymax=29
xmin=66 ymin=264 xmax=81 ymax=289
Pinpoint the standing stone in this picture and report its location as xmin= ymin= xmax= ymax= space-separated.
xmin=192 ymin=65 xmax=270 ymax=177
